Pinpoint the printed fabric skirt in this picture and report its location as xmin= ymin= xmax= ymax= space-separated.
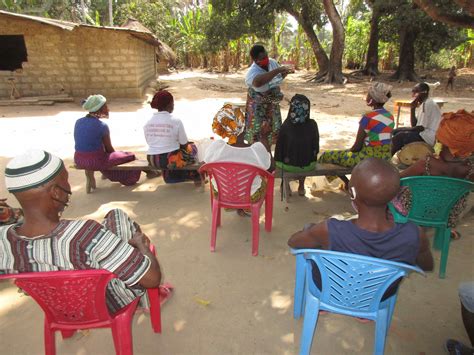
xmin=244 ymin=87 xmax=282 ymax=145
xmin=74 ymin=150 xmax=141 ymax=186
xmin=318 ymin=144 xmax=391 ymax=181
xmin=147 ymin=143 xmax=200 ymax=184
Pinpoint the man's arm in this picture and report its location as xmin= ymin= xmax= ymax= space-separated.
xmin=129 ymin=233 xmax=162 ymax=288
xmin=416 ymin=228 xmax=434 ymax=271
xmin=288 ymin=221 xmax=330 ymax=250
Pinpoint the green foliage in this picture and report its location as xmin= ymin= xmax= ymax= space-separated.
xmin=344 ymin=14 xmax=370 ymax=68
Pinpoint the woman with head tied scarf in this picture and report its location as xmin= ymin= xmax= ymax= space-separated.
xmin=274 ymin=94 xmax=319 ymax=197
xmin=318 ymin=82 xmax=394 ymax=187
xmin=204 ymin=103 xmax=274 ymax=216
xmin=394 ymin=110 xmax=474 ymax=237
xmin=74 ymin=94 xmax=142 ymax=192
xmin=144 ymin=90 xmax=201 ymax=184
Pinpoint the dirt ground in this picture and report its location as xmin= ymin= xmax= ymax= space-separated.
xmin=0 ymin=69 xmax=473 ymax=355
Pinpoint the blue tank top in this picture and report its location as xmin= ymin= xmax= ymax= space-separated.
xmin=327 ymin=218 xmax=420 ymax=265
xmin=74 ymin=116 xmax=109 ymax=152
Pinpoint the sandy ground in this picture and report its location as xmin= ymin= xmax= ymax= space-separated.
xmin=0 ymin=70 xmax=473 ymax=355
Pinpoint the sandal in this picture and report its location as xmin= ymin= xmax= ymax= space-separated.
xmin=237 ymin=209 xmax=251 ymax=217
xmin=159 ymin=282 xmax=174 ymax=306
xmin=445 ymin=339 xmax=473 ymax=355
xmin=451 ymin=230 xmax=461 ymax=240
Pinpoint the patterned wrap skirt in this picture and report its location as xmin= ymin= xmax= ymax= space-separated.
xmin=244 ymin=87 xmax=283 ymax=144
xmin=74 ymin=150 xmax=141 ymax=186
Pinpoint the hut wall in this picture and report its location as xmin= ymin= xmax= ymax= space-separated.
xmin=0 ymin=17 xmax=156 ymax=98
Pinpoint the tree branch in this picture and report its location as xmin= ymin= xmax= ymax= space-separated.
xmin=452 ymin=0 xmax=474 ymax=17
xmin=413 ymin=0 xmax=474 ymax=28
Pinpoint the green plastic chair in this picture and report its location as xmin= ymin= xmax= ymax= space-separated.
xmin=389 ymin=176 xmax=474 ymax=278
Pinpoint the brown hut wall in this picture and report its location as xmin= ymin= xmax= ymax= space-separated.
xmin=0 ymin=17 xmax=156 ymax=98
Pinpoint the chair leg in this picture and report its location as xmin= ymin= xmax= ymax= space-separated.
xmin=264 ymin=178 xmax=274 ymax=232
xmin=439 ymin=228 xmax=452 ymax=279
xmin=387 ymin=295 xmax=398 ymax=330
xmin=294 ymin=254 xmax=306 ymax=319
xmin=216 ymin=207 xmax=221 ymax=227
xmin=111 ymin=313 xmax=134 ymax=355
xmin=44 ymin=319 xmax=56 ymax=355
xmin=299 ymin=294 xmax=320 ymax=355
xmin=210 ymin=201 xmax=219 ymax=252
xmin=148 ymin=287 xmax=162 ymax=333
xmin=251 ymin=204 xmax=261 ymax=256
xmin=433 ymin=227 xmax=444 ymax=250
xmin=60 ymin=330 xmax=76 ymax=339
xmin=374 ymin=307 xmax=390 ymax=355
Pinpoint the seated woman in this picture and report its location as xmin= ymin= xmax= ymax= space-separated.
xmin=318 ymin=82 xmax=394 ymax=185
xmin=275 ymin=94 xmax=319 ymax=196
xmin=74 ymin=95 xmax=142 ymax=192
xmin=144 ymin=90 xmax=200 ymax=185
xmin=204 ymin=104 xmax=273 ymax=216
xmin=393 ymin=110 xmax=474 ymax=237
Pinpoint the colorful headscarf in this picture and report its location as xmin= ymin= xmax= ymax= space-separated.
xmin=212 ymin=104 xmax=245 ymax=144
xmin=368 ymin=82 xmax=392 ymax=104
xmin=151 ymin=90 xmax=174 ymax=111
xmin=287 ymin=94 xmax=310 ymax=124
xmin=436 ymin=109 xmax=474 ymax=158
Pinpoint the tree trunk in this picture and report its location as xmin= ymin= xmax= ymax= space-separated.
xmin=284 ymin=6 xmax=329 ymax=74
xmin=413 ymin=0 xmax=474 ymax=28
xmin=391 ymin=27 xmax=419 ymax=82
xmin=234 ymin=38 xmax=241 ymax=69
xmin=322 ymin=0 xmax=345 ymax=84
xmin=222 ymin=44 xmax=230 ymax=72
xmin=363 ymin=6 xmax=380 ymax=76
xmin=272 ymin=15 xmax=278 ymax=59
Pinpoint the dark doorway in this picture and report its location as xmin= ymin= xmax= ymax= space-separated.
xmin=0 ymin=35 xmax=28 ymax=71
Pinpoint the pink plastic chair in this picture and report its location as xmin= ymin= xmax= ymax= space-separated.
xmin=0 ymin=261 xmax=162 ymax=355
xmin=199 ymin=162 xmax=275 ymax=256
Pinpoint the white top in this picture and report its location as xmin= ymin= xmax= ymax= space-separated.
xmin=417 ymin=98 xmax=442 ymax=146
xmin=143 ymin=112 xmax=188 ymax=155
xmin=245 ymin=58 xmax=283 ymax=93
xmin=204 ymin=140 xmax=271 ymax=195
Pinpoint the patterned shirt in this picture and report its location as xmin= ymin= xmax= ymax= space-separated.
xmin=0 ymin=218 xmax=151 ymax=313
xmin=359 ymin=108 xmax=394 ymax=147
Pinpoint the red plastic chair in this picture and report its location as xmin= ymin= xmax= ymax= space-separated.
xmin=0 ymin=264 xmax=162 ymax=355
xmin=199 ymin=162 xmax=275 ymax=256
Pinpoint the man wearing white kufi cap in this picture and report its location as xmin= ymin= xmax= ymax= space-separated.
xmin=1 ymin=150 xmax=164 ymax=314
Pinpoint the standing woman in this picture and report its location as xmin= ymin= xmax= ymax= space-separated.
xmin=74 ymin=95 xmax=141 ymax=192
xmin=244 ymin=44 xmax=293 ymax=145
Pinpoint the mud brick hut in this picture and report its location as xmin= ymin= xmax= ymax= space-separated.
xmin=0 ymin=10 xmax=175 ymax=99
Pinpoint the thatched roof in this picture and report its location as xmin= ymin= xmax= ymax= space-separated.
xmin=121 ymin=18 xmax=176 ymax=64
xmin=0 ymin=11 xmax=176 ymax=63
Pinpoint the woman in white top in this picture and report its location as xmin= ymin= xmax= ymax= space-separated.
xmin=144 ymin=90 xmax=200 ymax=184
xmin=204 ymin=104 xmax=274 ymax=216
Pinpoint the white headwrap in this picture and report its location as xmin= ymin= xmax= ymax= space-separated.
xmin=5 ymin=150 xmax=64 ymax=193
xmin=82 ymin=94 xmax=106 ymax=112
xmin=368 ymin=82 xmax=393 ymax=104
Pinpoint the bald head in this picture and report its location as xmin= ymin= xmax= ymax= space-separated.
xmin=350 ymin=158 xmax=400 ymax=206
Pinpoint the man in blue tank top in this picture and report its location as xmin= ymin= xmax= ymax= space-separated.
xmin=288 ymin=158 xmax=433 ymax=271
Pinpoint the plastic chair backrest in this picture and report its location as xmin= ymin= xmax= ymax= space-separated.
xmin=199 ymin=162 xmax=273 ymax=204
xmin=400 ymin=176 xmax=473 ymax=223
xmin=0 ymin=270 xmax=115 ymax=325
xmin=292 ymin=249 xmax=423 ymax=314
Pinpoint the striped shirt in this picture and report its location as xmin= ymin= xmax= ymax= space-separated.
xmin=360 ymin=109 xmax=394 ymax=147
xmin=0 ymin=216 xmax=150 ymax=313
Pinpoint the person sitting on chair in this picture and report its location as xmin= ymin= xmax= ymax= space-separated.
xmin=288 ymin=158 xmax=433 ymax=272
xmin=204 ymin=104 xmax=274 ymax=217
xmin=0 ymin=150 xmax=164 ymax=314
xmin=275 ymin=94 xmax=319 ymax=197
xmin=391 ymin=83 xmax=442 ymax=156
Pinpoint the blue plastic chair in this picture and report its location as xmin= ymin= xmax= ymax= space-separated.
xmin=291 ymin=249 xmax=424 ymax=355
xmin=388 ymin=176 xmax=474 ymax=278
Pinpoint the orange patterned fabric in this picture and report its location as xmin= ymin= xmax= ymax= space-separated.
xmin=436 ymin=110 xmax=474 ymax=158
xmin=212 ymin=104 xmax=245 ymax=144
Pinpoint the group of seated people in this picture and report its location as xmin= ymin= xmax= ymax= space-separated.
xmin=0 ymin=81 xmax=473 ymax=354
